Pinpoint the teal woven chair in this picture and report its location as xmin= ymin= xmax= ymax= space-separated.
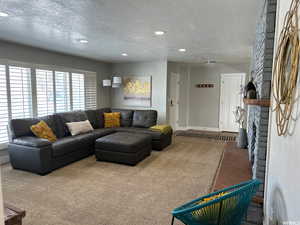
xmin=171 ymin=179 xmax=261 ymax=225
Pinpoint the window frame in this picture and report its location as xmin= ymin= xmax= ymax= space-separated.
xmin=0 ymin=58 xmax=99 ymax=149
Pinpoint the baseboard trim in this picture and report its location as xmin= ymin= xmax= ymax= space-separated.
xmin=175 ymin=126 xmax=220 ymax=132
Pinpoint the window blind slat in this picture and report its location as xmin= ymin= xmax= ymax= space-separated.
xmin=36 ymin=69 xmax=55 ymax=117
xmin=55 ymin=71 xmax=71 ymax=112
xmin=0 ymin=65 xmax=9 ymax=144
xmin=72 ymin=73 xmax=85 ymax=110
xmin=9 ymin=66 xmax=32 ymax=119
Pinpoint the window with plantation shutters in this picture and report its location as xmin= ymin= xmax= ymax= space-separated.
xmin=9 ymin=66 xmax=32 ymax=119
xmin=55 ymin=71 xmax=71 ymax=112
xmin=36 ymin=69 xmax=55 ymax=116
xmin=71 ymin=73 xmax=85 ymax=110
xmin=84 ymin=73 xmax=97 ymax=109
xmin=0 ymin=65 xmax=9 ymax=145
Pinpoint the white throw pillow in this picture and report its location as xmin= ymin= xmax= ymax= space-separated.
xmin=66 ymin=120 xmax=94 ymax=136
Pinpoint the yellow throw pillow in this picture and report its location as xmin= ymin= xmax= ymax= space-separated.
xmin=30 ymin=120 xmax=57 ymax=142
xmin=104 ymin=112 xmax=121 ymax=128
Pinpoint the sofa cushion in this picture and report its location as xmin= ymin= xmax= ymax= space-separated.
xmin=132 ymin=110 xmax=157 ymax=128
xmin=30 ymin=120 xmax=57 ymax=142
xmin=55 ymin=111 xmax=88 ymax=137
xmin=114 ymin=127 xmax=163 ymax=140
xmin=93 ymin=128 xmax=116 ymax=139
xmin=52 ymin=132 xmax=94 ymax=157
xmin=38 ymin=115 xmax=60 ymax=138
xmin=95 ymin=108 xmax=111 ymax=128
xmin=95 ymin=132 xmax=151 ymax=153
xmin=84 ymin=109 xmax=99 ymax=129
xmin=9 ymin=118 xmax=40 ymax=139
xmin=66 ymin=120 xmax=94 ymax=136
xmin=111 ymin=109 xmax=134 ymax=127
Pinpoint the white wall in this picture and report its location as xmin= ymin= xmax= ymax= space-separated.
xmin=265 ymin=0 xmax=300 ymax=223
xmin=111 ymin=61 xmax=168 ymax=123
xmin=167 ymin=62 xmax=250 ymax=129
xmin=0 ymin=40 xmax=112 ymax=108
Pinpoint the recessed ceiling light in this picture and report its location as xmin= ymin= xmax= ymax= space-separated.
xmin=154 ymin=31 xmax=165 ymax=36
xmin=121 ymin=53 xmax=128 ymax=56
xmin=0 ymin=12 xmax=9 ymax=17
xmin=78 ymin=39 xmax=88 ymax=43
xmin=178 ymin=48 xmax=186 ymax=52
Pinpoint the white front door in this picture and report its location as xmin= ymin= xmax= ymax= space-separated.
xmin=168 ymin=73 xmax=180 ymax=130
xmin=219 ymin=73 xmax=245 ymax=132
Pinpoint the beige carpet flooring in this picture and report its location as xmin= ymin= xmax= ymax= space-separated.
xmin=1 ymin=136 xmax=225 ymax=225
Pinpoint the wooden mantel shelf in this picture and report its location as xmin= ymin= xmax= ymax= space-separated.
xmin=243 ymin=98 xmax=271 ymax=107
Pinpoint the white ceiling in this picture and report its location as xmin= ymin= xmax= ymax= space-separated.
xmin=0 ymin=0 xmax=260 ymax=63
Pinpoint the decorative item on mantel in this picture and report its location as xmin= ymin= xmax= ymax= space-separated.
xmin=272 ymin=0 xmax=300 ymax=136
xmin=244 ymin=76 xmax=257 ymax=99
xmin=102 ymin=76 xmax=122 ymax=88
xmin=234 ymin=106 xmax=247 ymax=148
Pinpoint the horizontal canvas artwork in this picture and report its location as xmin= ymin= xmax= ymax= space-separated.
xmin=123 ymin=76 xmax=152 ymax=107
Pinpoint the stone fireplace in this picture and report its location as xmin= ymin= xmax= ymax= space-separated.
xmin=246 ymin=0 xmax=276 ymax=198
xmin=243 ymin=0 xmax=276 ymax=224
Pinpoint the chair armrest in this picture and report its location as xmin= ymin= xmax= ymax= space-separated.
xmin=12 ymin=136 xmax=52 ymax=148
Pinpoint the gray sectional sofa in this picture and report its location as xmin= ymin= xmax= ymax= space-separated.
xmin=8 ymin=108 xmax=172 ymax=175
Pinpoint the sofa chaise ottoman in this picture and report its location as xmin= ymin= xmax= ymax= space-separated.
xmin=95 ymin=132 xmax=152 ymax=165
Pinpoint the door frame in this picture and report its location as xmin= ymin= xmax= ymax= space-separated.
xmin=219 ymin=73 xmax=246 ymax=131
xmin=168 ymin=72 xmax=180 ymax=130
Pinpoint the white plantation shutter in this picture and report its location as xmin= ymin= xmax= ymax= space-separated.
xmin=0 ymin=65 xmax=9 ymax=144
xmin=9 ymin=66 xmax=32 ymax=119
xmin=55 ymin=71 xmax=71 ymax=112
xmin=71 ymin=73 xmax=85 ymax=110
xmin=84 ymin=73 xmax=97 ymax=109
xmin=36 ymin=69 xmax=55 ymax=116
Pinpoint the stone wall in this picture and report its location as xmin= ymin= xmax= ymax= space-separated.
xmin=243 ymin=0 xmax=277 ymax=224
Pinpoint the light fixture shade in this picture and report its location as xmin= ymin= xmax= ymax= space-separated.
xmin=112 ymin=83 xmax=121 ymax=88
xmin=112 ymin=76 xmax=122 ymax=84
xmin=103 ymin=79 xmax=111 ymax=87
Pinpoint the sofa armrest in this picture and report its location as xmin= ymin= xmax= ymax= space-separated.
xmin=12 ymin=136 xmax=52 ymax=148
xmin=8 ymin=141 xmax=53 ymax=175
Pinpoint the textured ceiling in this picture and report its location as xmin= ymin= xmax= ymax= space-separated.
xmin=0 ymin=0 xmax=260 ymax=63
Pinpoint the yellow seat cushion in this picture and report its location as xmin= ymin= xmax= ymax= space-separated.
xmin=104 ymin=112 xmax=121 ymax=128
xmin=149 ymin=125 xmax=172 ymax=134
xmin=30 ymin=120 xmax=57 ymax=142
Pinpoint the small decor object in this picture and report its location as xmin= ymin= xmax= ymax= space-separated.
xmin=30 ymin=120 xmax=57 ymax=142
xmin=66 ymin=120 xmax=94 ymax=136
xmin=102 ymin=76 xmax=122 ymax=88
xmin=196 ymin=84 xmax=214 ymax=88
xmin=104 ymin=112 xmax=121 ymax=128
xmin=149 ymin=125 xmax=172 ymax=134
xmin=244 ymin=77 xmax=257 ymax=99
xmin=123 ymin=76 xmax=152 ymax=107
xmin=102 ymin=79 xmax=112 ymax=87
xmin=234 ymin=106 xmax=247 ymax=148
xmin=273 ymin=0 xmax=300 ymax=136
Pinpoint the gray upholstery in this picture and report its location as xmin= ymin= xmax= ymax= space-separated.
xmin=8 ymin=108 xmax=172 ymax=175
xmin=13 ymin=136 xmax=52 ymax=148
xmin=55 ymin=111 xmax=88 ymax=137
xmin=95 ymin=132 xmax=151 ymax=153
xmin=8 ymin=118 xmax=39 ymax=139
xmin=111 ymin=109 xmax=134 ymax=127
xmin=95 ymin=132 xmax=152 ymax=165
xmin=94 ymin=108 xmax=111 ymax=128
xmin=52 ymin=132 xmax=94 ymax=158
xmin=92 ymin=128 xmax=115 ymax=139
xmin=132 ymin=110 xmax=157 ymax=128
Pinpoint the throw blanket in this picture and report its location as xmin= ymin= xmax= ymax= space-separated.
xmin=150 ymin=125 xmax=172 ymax=134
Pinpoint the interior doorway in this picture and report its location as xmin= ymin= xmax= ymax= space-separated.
xmin=219 ymin=73 xmax=245 ymax=132
xmin=168 ymin=72 xmax=180 ymax=130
